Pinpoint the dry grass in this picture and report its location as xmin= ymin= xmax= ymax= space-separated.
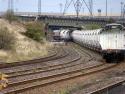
xmin=0 ymin=19 xmax=53 ymax=63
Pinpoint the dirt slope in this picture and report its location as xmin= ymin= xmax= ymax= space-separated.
xmin=0 ymin=19 xmax=53 ymax=63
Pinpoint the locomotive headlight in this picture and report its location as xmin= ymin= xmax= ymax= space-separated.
xmin=107 ymin=49 xmax=112 ymax=53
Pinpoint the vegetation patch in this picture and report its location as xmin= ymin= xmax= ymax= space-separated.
xmin=0 ymin=27 xmax=15 ymax=50
xmin=25 ymin=22 xmax=45 ymax=42
xmin=84 ymin=24 xmax=101 ymax=30
xmin=0 ymin=19 xmax=53 ymax=63
xmin=107 ymin=18 xmax=115 ymax=23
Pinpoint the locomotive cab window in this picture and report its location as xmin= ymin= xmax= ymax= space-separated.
xmin=105 ymin=25 xmax=123 ymax=31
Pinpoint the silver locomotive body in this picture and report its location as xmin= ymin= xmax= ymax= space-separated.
xmin=100 ymin=24 xmax=125 ymax=62
xmin=60 ymin=29 xmax=72 ymax=41
xmin=70 ymin=23 xmax=125 ymax=62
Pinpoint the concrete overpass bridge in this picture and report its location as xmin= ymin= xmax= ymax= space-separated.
xmin=38 ymin=16 xmax=110 ymax=29
xmin=1 ymin=12 xmax=124 ymax=29
xmin=18 ymin=15 xmax=115 ymax=30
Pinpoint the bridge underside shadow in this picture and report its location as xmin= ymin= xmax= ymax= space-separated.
xmin=48 ymin=25 xmax=81 ymax=30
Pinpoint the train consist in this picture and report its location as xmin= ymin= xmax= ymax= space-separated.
xmin=53 ymin=23 xmax=125 ymax=63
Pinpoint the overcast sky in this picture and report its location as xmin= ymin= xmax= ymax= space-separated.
xmin=0 ymin=0 xmax=125 ymax=16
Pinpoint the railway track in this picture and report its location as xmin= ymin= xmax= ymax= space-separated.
xmin=7 ymin=48 xmax=81 ymax=78
xmin=0 ymin=43 xmax=119 ymax=94
xmin=70 ymin=69 xmax=125 ymax=94
xmin=90 ymin=77 xmax=125 ymax=94
xmin=0 ymin=47 xmax=77 ymax=78
xmin=0 ymin=47 xmax=63 ymax=69
xmin=0 ymin=46 xmax=68 ymax=73
xmin=0 ymin=45 xmax=81 ymax=93
xmin=2 ymin=43 xmax=93 ymax=78
xmin=1 ymin=61 xmax=116 ymax=94
xmin=70 ymin=43 xmax=96 ymax=60
xmin=4 ymin=43 xmax=93 ymax=78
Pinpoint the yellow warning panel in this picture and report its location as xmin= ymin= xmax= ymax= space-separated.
xmin=0 ymin=73 xmax=8 ymax=90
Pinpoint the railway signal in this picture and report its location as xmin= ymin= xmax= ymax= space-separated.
xmin=98 ymin=9 xmax=101 ymax=17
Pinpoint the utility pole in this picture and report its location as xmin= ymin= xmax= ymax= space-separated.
xmin=106 ymin=0 xmax=107 ymax=17
xmin=8 ymin=0 xmax=10 ymax=10
xmin=121 ymin=2 xmax=124 ymax=18
xmin=59 ymin=3 xmax=63 ymax=14
xmin=38 ymin=0 xmax=41 ymax=16
xmin=123 ymin=4 xmax=125 ymax=18
xmin=8 ymin=0 xmax=13 ymax=11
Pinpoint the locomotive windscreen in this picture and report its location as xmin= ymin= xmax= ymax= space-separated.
xmin=105 ymin=25 xmax=123 ymax=31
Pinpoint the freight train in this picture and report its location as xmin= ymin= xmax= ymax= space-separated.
xmin=53 ymin=23 xmax=125 ymax=63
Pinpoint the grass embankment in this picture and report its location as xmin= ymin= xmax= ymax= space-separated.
xmin=84 ymin=24 xmax=101 ymax=30
xmin=0 ymin=19 xmax=53 ymax=63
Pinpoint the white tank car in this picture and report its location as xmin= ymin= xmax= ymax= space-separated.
xmin=60 ymin=29 xmax=71 ymax=41
xmin=71 ymin=23 xmax=125 ymax=63
xmin=71 ymin=29 xmax=101 ymax=50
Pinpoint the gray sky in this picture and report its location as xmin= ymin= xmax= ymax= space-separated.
xmin=0 ymin=0 xmax=125 ymax=16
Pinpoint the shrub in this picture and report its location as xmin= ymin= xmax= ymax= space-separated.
xmin=0 ymin=27 xmax=15 ymax=50
xmin=85 ymin=24 xmax=101 ymax=30
xmin=25 ymin=22 xmax=45 ymax=42
xmin=107 ymin=18 xmax=115 ymax=23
